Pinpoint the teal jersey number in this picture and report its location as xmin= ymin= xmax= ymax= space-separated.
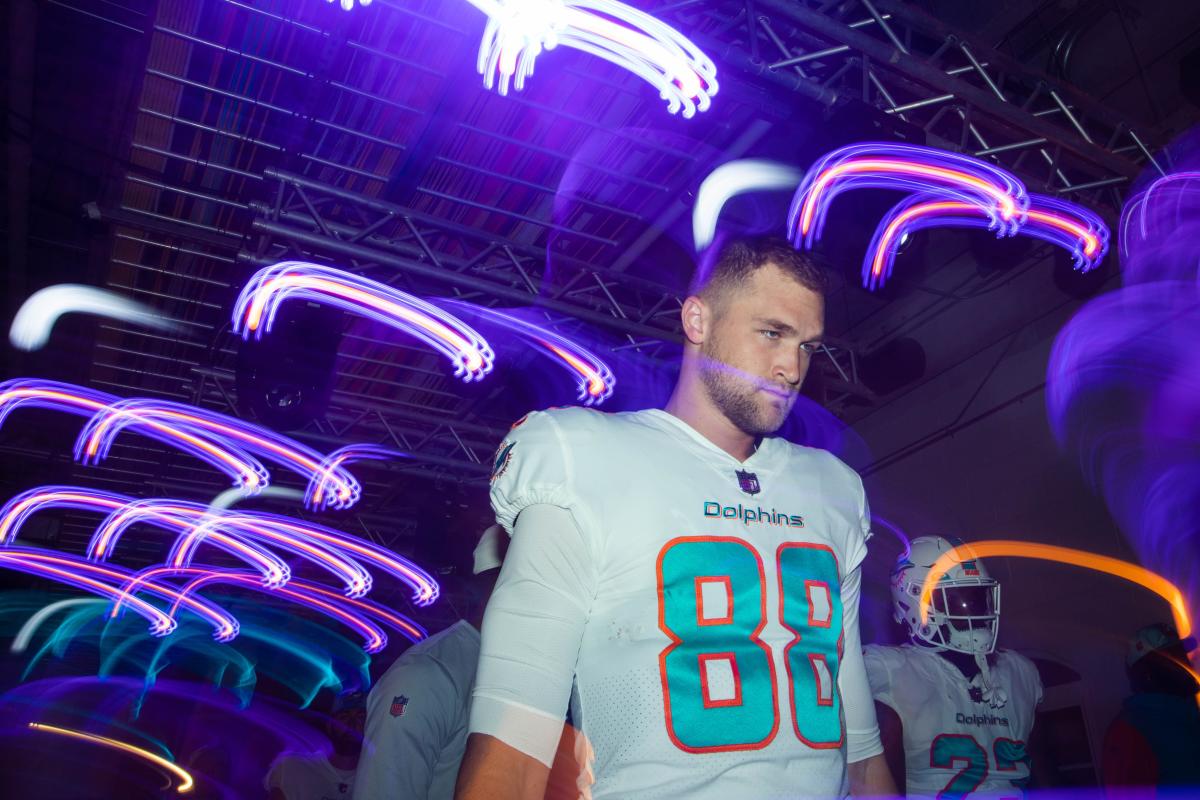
xmin=656 ymin=536 xmax=844 ymax=753
xmin=994 ymin=737 xmax=1031 ymax=795
xmin=931 ymin=734 xmax=988 ymax=799
xmin=657 ymin=536 xmax=776 ymax=752
xmin=993 ymin=737 xmax=1030 ymax=771
xmin=930 ymin=735 xmax=1029 ymax=798
xmin=779 ymin=543 xmax=844 ymax=747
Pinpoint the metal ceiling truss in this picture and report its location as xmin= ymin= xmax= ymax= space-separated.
xmin=672 ymin=0 xmax=1166 ymax=209
xmin=243 ymin=168 xmax=686 ymax=349
xmin=189 ymin=366 xmax=496 ymax=480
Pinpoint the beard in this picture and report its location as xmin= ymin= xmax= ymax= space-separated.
xmin=699 ymin=337 xmax=796 ymax=436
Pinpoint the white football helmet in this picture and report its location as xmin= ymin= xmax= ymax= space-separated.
xmin=891 ymin=535 xmax=1000 ymax=655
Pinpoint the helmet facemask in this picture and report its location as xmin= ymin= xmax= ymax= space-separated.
xmin=926 ymin=582 xmax=1000 ymax=655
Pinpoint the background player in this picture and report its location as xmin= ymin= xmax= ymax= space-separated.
xmin=266 ymin=690 xmax=366 ymax=800
xmin=354 ymin=524 xmax=506 ymax=800
xmin=865 ymin=535 xmax=1043 ymax=798
xmin=1102 ymin=622 xmax=1200 ymax=795
xmin=456 ymin=236 xmax=896 ymax=799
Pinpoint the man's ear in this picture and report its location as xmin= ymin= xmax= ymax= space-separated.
xmin=680 ymin=295 xmax=711 ymax=345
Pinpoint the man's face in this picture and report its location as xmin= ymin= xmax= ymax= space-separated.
xmin=699 ymin=263 xmax=825 ymax=437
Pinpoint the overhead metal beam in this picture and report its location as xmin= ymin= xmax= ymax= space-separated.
xmin=766 ymin=0 xmax=1137 ymax=178
xmin=244 ymin=170 xmax=689 ymax=344
xmin=668 ymin=0 xmax=1166 ymax=203
xmin=244 ymin=217 xmax=683 ymax=343
xmin=260 ymin=169 xmax=684 ymax=300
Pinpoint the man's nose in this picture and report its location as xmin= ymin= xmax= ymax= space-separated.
xmin=775 ymin=355 xmax=802 ymax=386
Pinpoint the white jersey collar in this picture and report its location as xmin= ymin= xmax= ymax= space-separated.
xmin=642 ymin=408 xmax=779 ymax=469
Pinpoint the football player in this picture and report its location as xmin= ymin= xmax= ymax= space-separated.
xmin=1102 ymin=622 xmax=1200 ymax=794
xmin=266 ymin=690 xmax=366 ymax=800
xmin=354 ymin=525 xmax=506 ymax=800
xmin=865 ymin=536 xmax=1043 ymax=798
xmin=456 ymin=236 xmax=896 ymax=799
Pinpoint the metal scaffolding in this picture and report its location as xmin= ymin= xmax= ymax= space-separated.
xmin=675 ymin=0 xmax=1164 ymax=208
xmin=243 ymin=169 xmax=687 ymax=348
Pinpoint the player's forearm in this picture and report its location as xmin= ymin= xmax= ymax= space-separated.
xmin=848 ymin=752 xmax=898 ymax=797
xmin=455 ymin=733 xmax=550 ymax=800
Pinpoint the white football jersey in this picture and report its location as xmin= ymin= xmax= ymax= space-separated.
xmin=473 ymin=407 xmax=880 ymax=799
xmin=355 ymin=621 xmax=480 ymax=800
xmin=864 ymin=644 xmax=1043 ymax=799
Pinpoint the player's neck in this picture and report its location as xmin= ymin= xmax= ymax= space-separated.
xmin=664 ymin=381 xmax=757 ymax=462
xmin=328 ymin=751 xmax=358 ymax=771
xmin=938 ymin=648 xmax=986 ymax=679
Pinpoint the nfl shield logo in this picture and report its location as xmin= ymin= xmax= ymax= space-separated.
xmin=390 ymin=695 xmax=409 ymax=717
xmin=736 ymin=470 xmax=761 ymax=495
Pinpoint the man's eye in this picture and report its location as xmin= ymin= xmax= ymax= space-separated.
xmin=760 ymin=329 xmax=781 ymax=340
xmin=800 ymin=341 xmax=822 ymax=354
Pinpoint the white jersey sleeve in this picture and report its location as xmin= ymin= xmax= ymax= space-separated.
xmin=862 ymin=644 xmax=904 ymax=711
xmin=474 ymin=412 xmax=602 ymax=765
xmin=473 ymin=429 xmax=600 ymax=766
xmin=1009 ymin=650 xmax=1045 ymax=707
xmin=823 ymin=462 xmax=880 ymax=762
xmin=490 ymin=411 xmax=580 ymax=533
xmin=839 ymin=563 xmax=884 ymax=763
xmin=849 ymin=473 xmax=872 ymax=573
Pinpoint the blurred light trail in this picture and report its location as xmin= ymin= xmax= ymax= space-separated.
xmin=28 ymin=721 xmax=195 ymax=793
xmin=919 ymin=540 xmax=1191 ymax=641
xmin=9 ymin=285 xmax=182 ymax=351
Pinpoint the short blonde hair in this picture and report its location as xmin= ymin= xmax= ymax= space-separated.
xmin=689 ymin=235 xmax=829 ymax=310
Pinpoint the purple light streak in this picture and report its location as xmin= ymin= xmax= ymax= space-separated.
xmin=0 ymin=379 xmax=271 ymax=493
xmin=159 ymin=569 xmax=425 ymax=652
xmin=0 ymin=547 xmax=239 ymax=641
xmin=465 ymin=0 xmax=718 ymax=117
xmin=1047 ymin=159 xmax=1200 ymax=640
xmin=437 ymin=300 xmax=616 ymax=405
xmin=76 ymin=397 xmax=361 ymax=509
xmin=0 ymin=487 xmax=290 ymax=589
xmin=863 ymin=192 xmax=1109 ymax=290
xmin=0 ymin=486 xmax=439 ymax=646
xmin=168 ymin=509 xmax=439 ymax=607
xmin=89 ymin=497 xmax=372 ymax=596
xmin=788 ymin=142 xmax=1030 ymax=250
xmin=306 ymin=445 xmax=407 ymax=511
xmin=1119 ymin=171 xmax=1200 ymax=284
xmin=234 ymin=262 xmax=494 ymax=383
